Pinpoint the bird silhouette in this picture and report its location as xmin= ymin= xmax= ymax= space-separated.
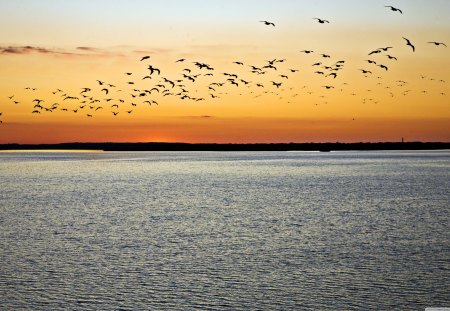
xmin=163 ymin=78 xmax=175 ymax=88
xmin=386 ymin=55 xmax=397 ymax=60
xmin=379 ymin=46 xmax=393 ymax=51
xmin=313 ymin=18 xmax=329 ymax=24
xmin=271 ymin=81 xmax=282 ymax=88
xmin=148 ymin=65 xmax=161 ymax=75
xmin=368 ymin=49 xmax=381 ymax=55
xmin=327 ymin=73 xmax=337 ymax=78
xmin=385 ymin=6 xmax=402 ymax=14
xmin=140 ymin=56 xmax=150 ymax=61
xmin=403 ymin=37 xmax=415 ymax=52
xmin=260 ymin=21 xmax=275 ymax=27
xmin=428 ymin=41 xmax=447 ymax=47
xmin=300 ymin=50 xmax=314 ymax=54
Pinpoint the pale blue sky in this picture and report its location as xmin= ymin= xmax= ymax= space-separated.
xmin=0 ymin=0 xmax=449 ymax=47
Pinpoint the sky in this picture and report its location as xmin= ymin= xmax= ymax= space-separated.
xmin=0 ymin=0 xmax=449 ymax=143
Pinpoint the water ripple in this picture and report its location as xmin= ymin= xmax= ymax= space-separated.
xmin=1 ymin=151 xmax=449 ymax=310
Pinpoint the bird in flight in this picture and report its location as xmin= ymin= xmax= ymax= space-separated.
xmin=260 ymin=21 xmax=275 ymax=27
xmin=271 ymin=81 xmax=282 ymax=88
xmin=403 ymin=37 xmax=415 ymax=52
xmin=359 ymin=69 xmax=372 ymax=74
xmin=148 ymin=65 xmax=160 ymax=75
xmin=385 ymin=6 xmax=402 ymax=14
xmin=386 ymin=55 xmax=397 ymax=60
xmin=428 ymin=41 xmax=447 ymax=47
xmin=327 ymin=72 xmax=338 ymax=79
xmin=300 ymin=50 xmax=314 ymax=54
xmin=378 ymin=46 xmax=393 ymax=51
xmin=313 ymin=18 xmax=329 ymax=24
xmin=140 ymin=56 xmax=150 ymax=61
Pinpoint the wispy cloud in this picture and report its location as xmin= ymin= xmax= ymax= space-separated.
xmin=75 ymin=46 xmax=101 ymax=52
xmin=180 ymin=115 xmax=215 ymax=119
xmin=0 ymin=46 xmax=55 ymax=55
xmin=0 ymin=45 xmax=174 ymax=58
xmin=0 ymin=45 xmax=126 ymax=57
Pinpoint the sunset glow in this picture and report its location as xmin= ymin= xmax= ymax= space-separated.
xmin=1 ymin=0 xmax=449 ymax=143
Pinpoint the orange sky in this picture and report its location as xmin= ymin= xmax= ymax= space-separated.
xmin=0 ymin=0 xmax=449 ymax=143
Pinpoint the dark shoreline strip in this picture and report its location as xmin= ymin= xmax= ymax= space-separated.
xmin=0 ymin=142 xmax=449 ymax=151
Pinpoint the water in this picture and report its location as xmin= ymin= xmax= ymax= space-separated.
xmin=1 ymin=151 xmax=449 ymax=310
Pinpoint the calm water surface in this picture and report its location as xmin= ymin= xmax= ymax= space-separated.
xmin=1 ymin=151 xmax=449 ymax=310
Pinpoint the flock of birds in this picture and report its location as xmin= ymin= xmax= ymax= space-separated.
xmin=1 ymin=5 xmax=447 ymax=124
